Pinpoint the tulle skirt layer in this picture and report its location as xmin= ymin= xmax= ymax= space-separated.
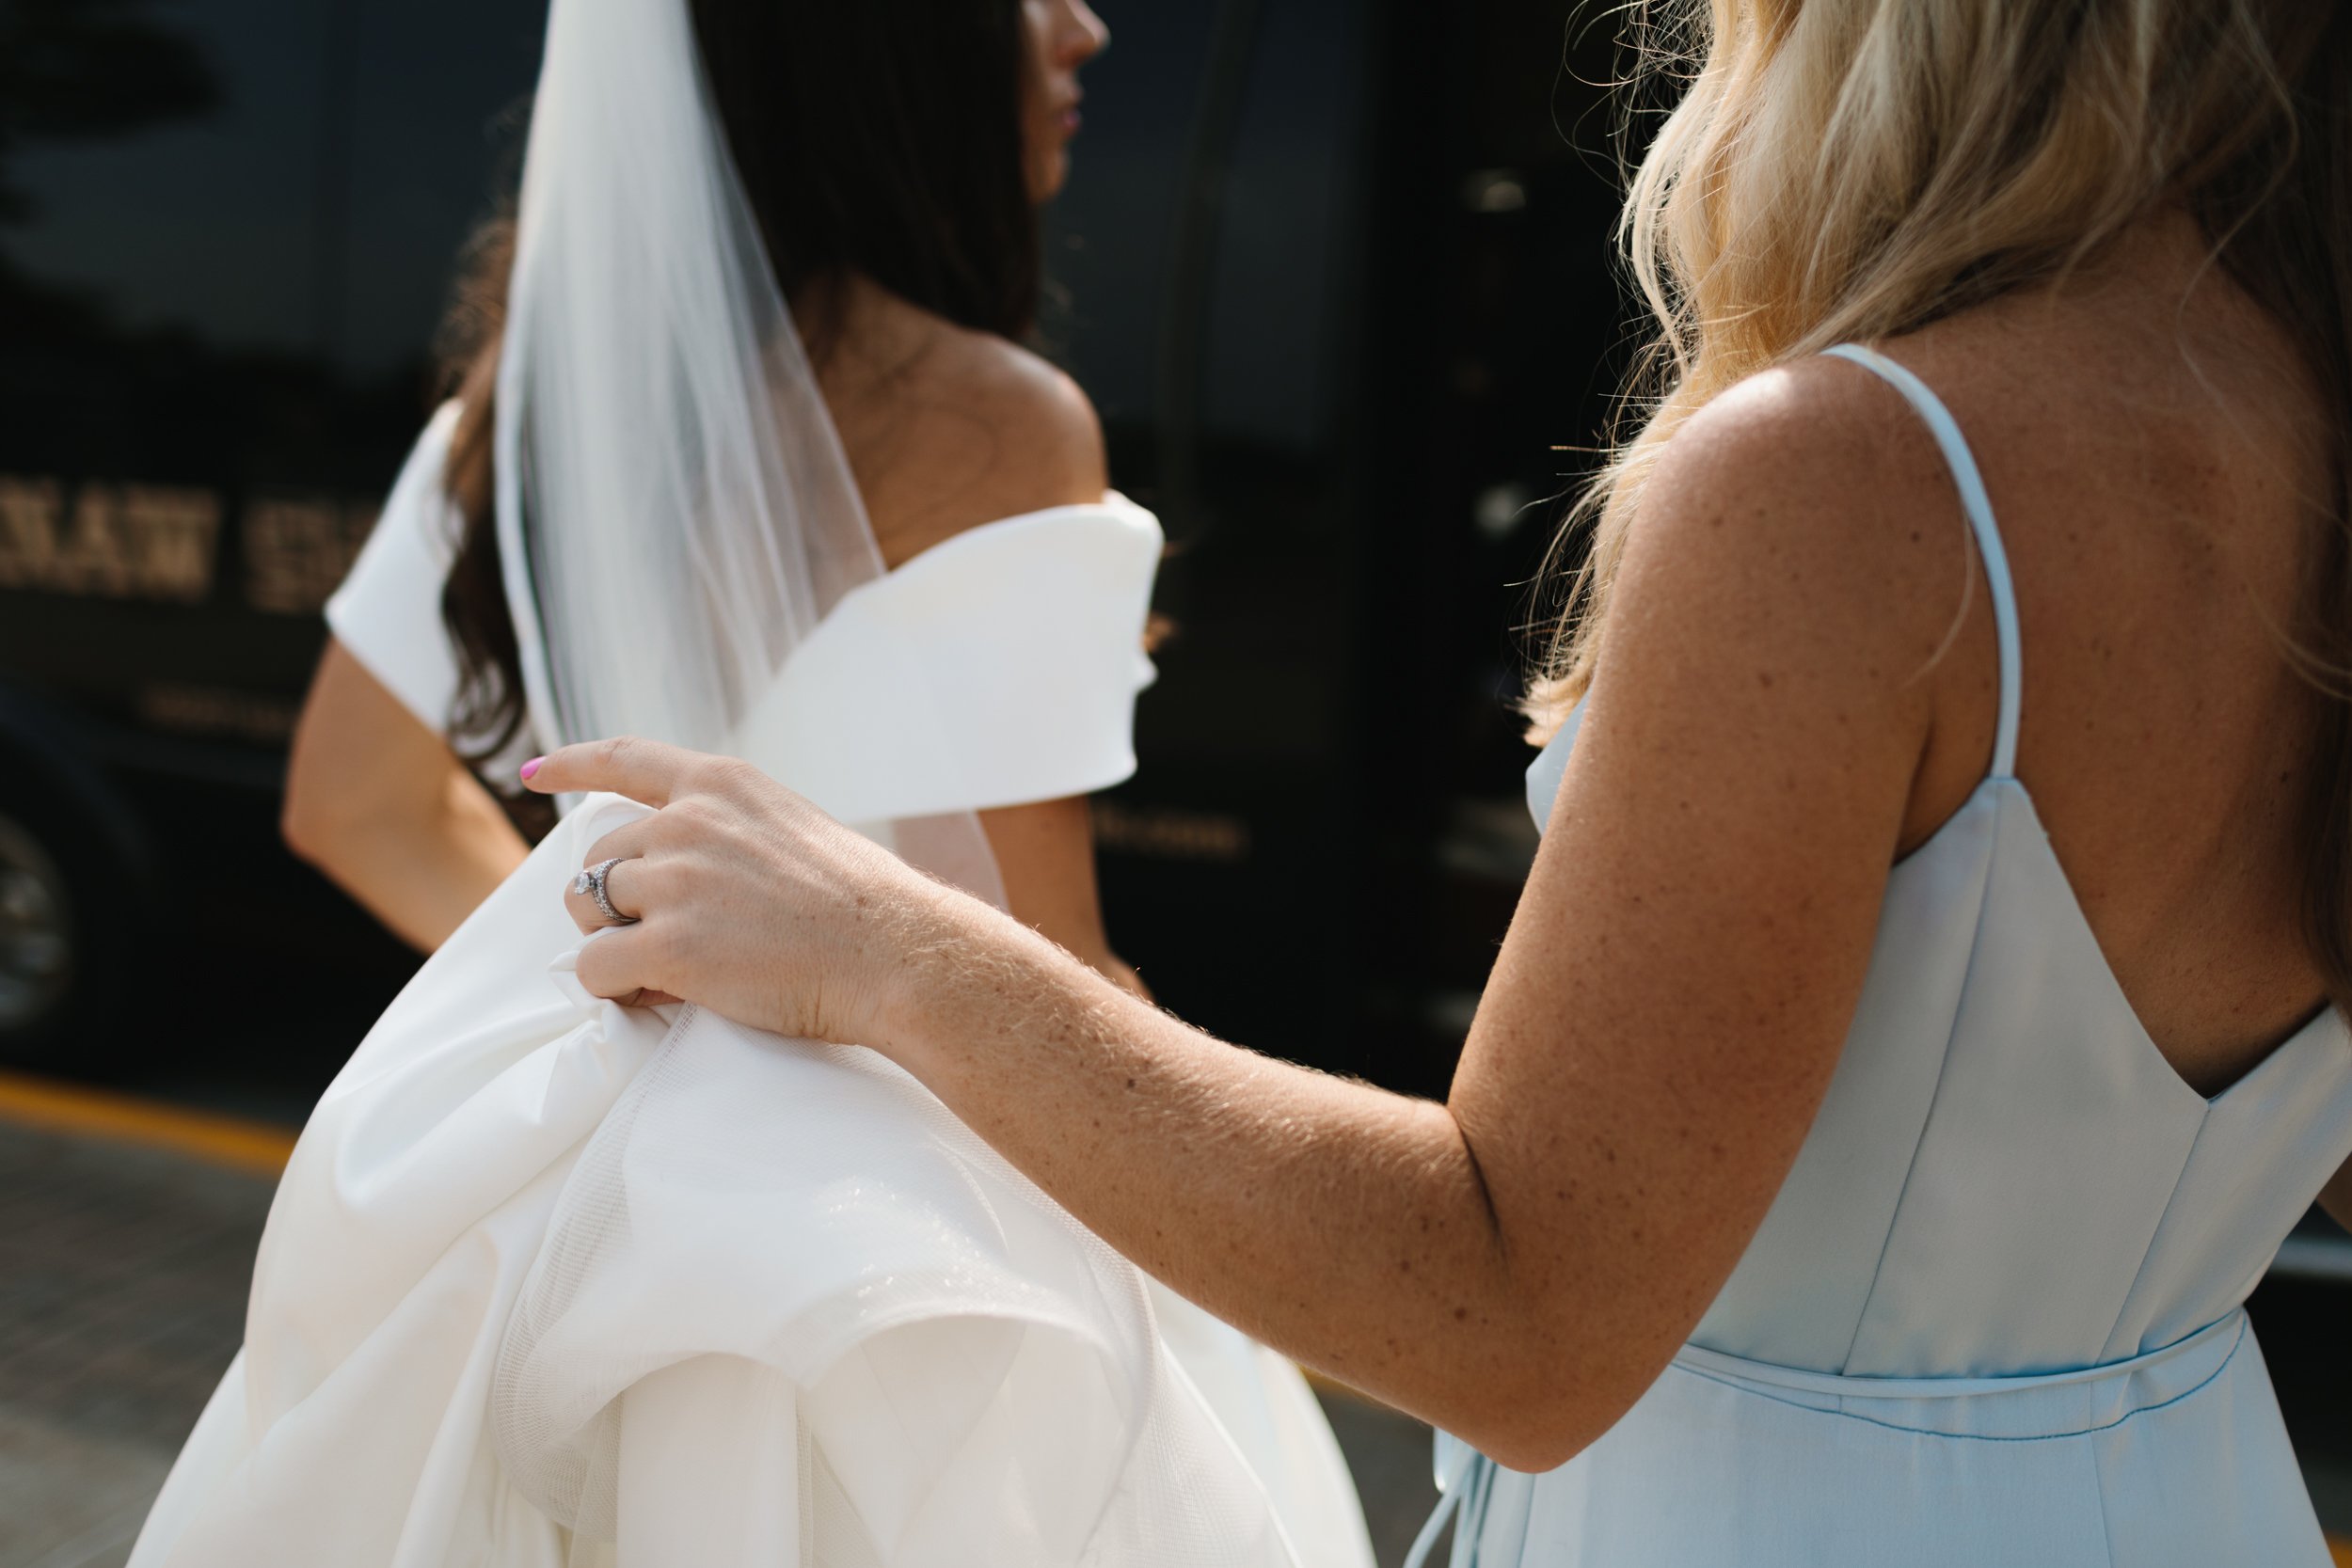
xmin=129 ymin=797 xmax=1361 ymax=1568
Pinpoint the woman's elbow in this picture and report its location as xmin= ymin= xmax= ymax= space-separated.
xmin=280 ymin=767 xmax=352 ymax=870
xmin=1454 ymin=1391 xmax=1604 ymax=1477
xmin=280 ymin=732 xmax=387 ymax=872
xmin=1440 ymin=1331 xmax=1658 ymax=1475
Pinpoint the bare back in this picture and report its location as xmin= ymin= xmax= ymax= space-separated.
xmin=803 ymin=275 xmax=1108 ymax=568
xmin=1847 ymin=213 xmax=2334 ymax=1095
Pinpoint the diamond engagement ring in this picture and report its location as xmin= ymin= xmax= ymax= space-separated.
xmin=572 ymin=857 xmax=637 ymax=926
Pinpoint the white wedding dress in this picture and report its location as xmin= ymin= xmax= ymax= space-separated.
xmin=126 ymin=412 xmax=1375 ymax=1568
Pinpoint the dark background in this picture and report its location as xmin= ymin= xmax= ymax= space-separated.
xmin=0 ymin=0 xmax=1636 ymax=1102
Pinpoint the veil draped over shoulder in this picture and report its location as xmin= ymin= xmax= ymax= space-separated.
xmin=125 ymin=0 xmax=1359 ymax=1562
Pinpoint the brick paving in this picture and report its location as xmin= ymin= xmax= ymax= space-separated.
xmin=0 ymin=1123 xmax=270 ymax=1568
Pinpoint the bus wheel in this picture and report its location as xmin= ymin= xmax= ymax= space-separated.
xmin=0 ymin=803 xmax=109 ymax=1066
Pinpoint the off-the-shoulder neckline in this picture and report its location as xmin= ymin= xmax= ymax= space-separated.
xmin=877 ymin=492 xmax=1160 ymax=582
xmin=416 ymin=401 xmax=1152 ymax=589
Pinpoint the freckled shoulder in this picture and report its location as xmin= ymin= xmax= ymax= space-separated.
xmin=1616 ymin=358 xmax=1982 ymax=676
xmin=1581 ymin=356 xmax=1994 ymax=790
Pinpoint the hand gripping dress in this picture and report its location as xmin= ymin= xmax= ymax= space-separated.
xmin=127 ymin=411 xmax=1374 ymax=1568
xmin=1422 ymin=345 xmax=2352 ymax=1566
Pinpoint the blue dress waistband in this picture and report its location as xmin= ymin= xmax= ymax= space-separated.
xmin=1407 ymin=1309 xmax=2251 ymax=1567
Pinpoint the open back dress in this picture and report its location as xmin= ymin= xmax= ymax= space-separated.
xmin=1427 ymin=344 xmax=2352 ymax=1566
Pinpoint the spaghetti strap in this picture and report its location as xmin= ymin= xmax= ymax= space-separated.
xmin=1823 ymin=342 xmax=2023 ymax=779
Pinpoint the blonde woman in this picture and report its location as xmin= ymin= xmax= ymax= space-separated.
xmin=519 ymin=0 xmax=2352 ymax=1560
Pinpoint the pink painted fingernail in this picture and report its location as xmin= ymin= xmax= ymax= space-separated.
xmin=519 ymin=756 xmax=545 ymax=782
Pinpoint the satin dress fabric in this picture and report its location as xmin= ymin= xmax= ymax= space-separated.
xmin=129 ymin=454 xmax=1373 ymax=1568
xmin=1431 ymin=344 xmax=2352 ymax=1566
xmin=338 ymin=408 xmax=1373 ymax=1568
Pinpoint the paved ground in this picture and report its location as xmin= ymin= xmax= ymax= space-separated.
xmin=0 ymin=1123 xmax=266 ymax=1568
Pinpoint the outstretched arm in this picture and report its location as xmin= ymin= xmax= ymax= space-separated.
xmin=521 ymin=368 xmax=1966 ymax=1467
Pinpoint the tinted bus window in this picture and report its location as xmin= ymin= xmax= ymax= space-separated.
xmin=1045 ymin=1 xmax=1380 ymax=1072
xmin=339 ymin=0 xmax=543 ymax=383
xmin=1045 ymin=0 xmax=1367 ymax=461
xmin=0 ymin=0 xmax=544 ymax=750
xmin=4 ymin=0 xmax=326 ymax=362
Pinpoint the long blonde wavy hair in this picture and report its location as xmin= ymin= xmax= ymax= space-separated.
xmin=1530 ymin=0 xmax=2352 ymax=997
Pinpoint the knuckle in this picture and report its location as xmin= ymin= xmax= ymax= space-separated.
xmin=704 ymin=755 xmax=762 ymax=795
xmin=641 ymin=924 xmax=686 ymax=973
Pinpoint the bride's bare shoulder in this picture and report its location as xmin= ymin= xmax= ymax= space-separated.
xmin=822 ymin=282 xmax=1107 ymax=569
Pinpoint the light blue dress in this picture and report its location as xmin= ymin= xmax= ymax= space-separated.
xmin=1417 ymin=344 xmax=2352 ymax=1566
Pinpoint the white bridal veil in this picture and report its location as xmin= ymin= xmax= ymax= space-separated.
xmin=471 ymin=0 xmax=1297 ymax=1558
xmin=494 ymin=0 xmax=866 ymax=754
xmin=489 ymin=0 xmax=1005 ymax=898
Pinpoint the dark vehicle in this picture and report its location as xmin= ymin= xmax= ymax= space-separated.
xmin=0 ymin=0 xmax=1622 ymax=1098
xmin=0 ymin=0 xmax=551 ymax=1068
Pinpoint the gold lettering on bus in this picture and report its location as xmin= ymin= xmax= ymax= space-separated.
xmin=0 ymin=477 xmax=65 ymax=593
xmin=57 ymin=485 xmax=135 ymax=596
xmin=245 ymin=498 xmax=377 ymax=616
xmin=137 ymin=682 xmax=302 ymax=744
xmin=1090 ymin=800 xmax=1252 ymax=863
xmin=0 ymin=477 xmax=221 ymax=603
xmin=243 ymin=500 xmax=376 ymax=615
xmin=123 ymin=486 xmax=220 ymax=601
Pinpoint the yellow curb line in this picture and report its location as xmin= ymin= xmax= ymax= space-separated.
xmin=0 ymin=1071 xmax=295 ymax=1177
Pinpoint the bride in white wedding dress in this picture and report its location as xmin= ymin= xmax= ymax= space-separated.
xmin=126 ymin=1 xmax=1372 ymax=1564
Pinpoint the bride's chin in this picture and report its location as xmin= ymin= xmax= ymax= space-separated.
xmin=1028 ymin=149 xmax=1070 ymax=204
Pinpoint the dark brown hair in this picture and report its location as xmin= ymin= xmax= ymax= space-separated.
xmin=434 ymin=0 xmax=1040 ymax=776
